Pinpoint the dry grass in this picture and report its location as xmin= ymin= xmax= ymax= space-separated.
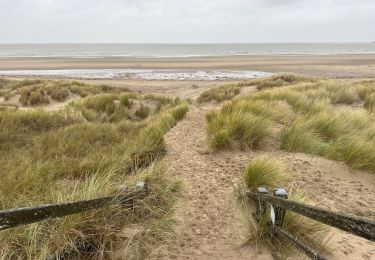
xmin=0 ymin=84 xmax=189 ymax=258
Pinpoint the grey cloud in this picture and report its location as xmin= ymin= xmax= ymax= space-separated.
xmin=0 ymin=0 xmax=374 ymax=43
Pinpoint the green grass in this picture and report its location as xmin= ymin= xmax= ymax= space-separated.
xmin=197 ymin=83 xmax=242 ymax=103
xmin=327 ymin=136 xmax=375 ymax=172
xmin=0 ymin=86 xmax=189 ymax=258
xmin=135 ymin=104 xmax=151 ymax=119
xmin=120 ymin=93 xmax=133 ymax=108
xmin=364 ymin=93 xmax=375 ymax=112
xmin=196 ymin=74 xmax=315 ymax=104
xmin=243 ymin=158 xmax=287 ymax=191
xmin=280 ymin=120 xmax=328 ymax=156
xmin=0 ymin=78 xmax=130 ymax=106
xmin=206 ymin=110 xmax=272 ymax=150
xmin=206 ymin=75 xmax=375 ymax=173
xmin=252 ymin=73 xmax=314 ymax=90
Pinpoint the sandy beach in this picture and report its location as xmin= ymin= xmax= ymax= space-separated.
xmin=1 ymin=54 xmax=375 ymax=78
xmin=2 ymin=54 xmax=374 ymax=99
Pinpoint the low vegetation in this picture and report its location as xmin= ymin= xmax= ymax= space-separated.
xmin=206 ymin=110 xmax=272 ymax=150
xmin=197 ymin=74 xmax=314 ymax=104
xmin=0 ymin=78 xmax=129 ymax=106
xmin=206 ymin=74 xmax=375 ymax=173
xmin=0 ymin=80 xmax=189 ymax=259
xmin=241 ymin=158 xmax=329 ymax=258
xmin=197 ymin=83 xmax=242 ymax=103
xmin=243 ymin=158 xmax=287 ymax=190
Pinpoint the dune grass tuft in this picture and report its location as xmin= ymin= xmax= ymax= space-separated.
xmin=253 ymin=73 xmax=314 ymax=90
xmin=327 ymin=136 xmax=375 ymax=172
xmin=240 ymin=159 xmax=329 ymax=258
xmin=197 ymin=83 xmax=242 ymax=103
xmin=364 ymin=93 xmax=375 ymax=112
xmin=244 ymin=158 xmax=287 ymax=191
xmin=135 ymin=104 xmax=151 ymax=119
xmin=206 ymin=110 xmax=272 ymax=150
xmin=280 ymin=120 xmax=328 ymax=156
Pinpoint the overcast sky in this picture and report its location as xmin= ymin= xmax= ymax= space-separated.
xmin=0 ymin=0 xmax=374 ymax=43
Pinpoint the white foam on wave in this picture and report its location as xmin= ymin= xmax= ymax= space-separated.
xmin=0 ymin=69 xmax=272 ymax=81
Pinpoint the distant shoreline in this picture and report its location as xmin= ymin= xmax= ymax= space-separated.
xmin=1 ymin=52 xmax=375 ymax=59
xmin=1 ymin=43 xmax=375 ymax=59
xmin=0 ymin=54 xmax=374 ymax=78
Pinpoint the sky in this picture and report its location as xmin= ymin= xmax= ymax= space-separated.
xmin=0 ymin=0 xmax=374 ymax=43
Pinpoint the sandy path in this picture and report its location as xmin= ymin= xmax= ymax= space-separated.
xmin=162 ymin=106 xmax=273 ymax=259
xmin=161 ymin=104 xmax=375 ymax=259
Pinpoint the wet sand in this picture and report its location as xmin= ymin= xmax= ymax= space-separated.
xmin=1 ymin=54 xmax=375 ymax=78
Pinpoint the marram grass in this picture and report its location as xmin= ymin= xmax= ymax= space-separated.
xmin=0 ymin=85 xmax=189 ymax=259
xmin=205 ymin=74 xmax=375 ymax=173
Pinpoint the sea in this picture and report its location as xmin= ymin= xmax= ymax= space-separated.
xmin=0 ymin=43 xmax=375 ymax=58
xmin=0 ymin=43 xmax=374 ymax=80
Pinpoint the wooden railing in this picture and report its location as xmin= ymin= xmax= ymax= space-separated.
xmin=0 ymin=181 xmax=147 ymax=231
xmin=246 ymin=187 xmax=375 ymax=260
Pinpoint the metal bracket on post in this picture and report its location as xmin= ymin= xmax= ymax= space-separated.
xmin=272 ymin=188 xmax=288 ymax=228
xmin=256 ymin=187 xmax=268 ymax=222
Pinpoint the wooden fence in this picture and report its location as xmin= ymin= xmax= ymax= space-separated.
xmin=0 ymin=181 xmax=147 ymax=231
xmin=246 ymin=187 xmax=375 ymax=260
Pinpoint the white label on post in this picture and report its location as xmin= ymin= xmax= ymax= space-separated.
xmin=270 ymin=205 xmax=275 ymax=224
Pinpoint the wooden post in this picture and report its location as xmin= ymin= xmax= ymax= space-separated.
xmin=272 ymin=188 xmax=288 ymax=227
xmin=255 ymin=187 xmax=268 ymax=222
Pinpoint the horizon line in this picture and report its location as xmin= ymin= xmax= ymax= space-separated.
xmin=0 ymin=42 xmax=373 ymax=45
